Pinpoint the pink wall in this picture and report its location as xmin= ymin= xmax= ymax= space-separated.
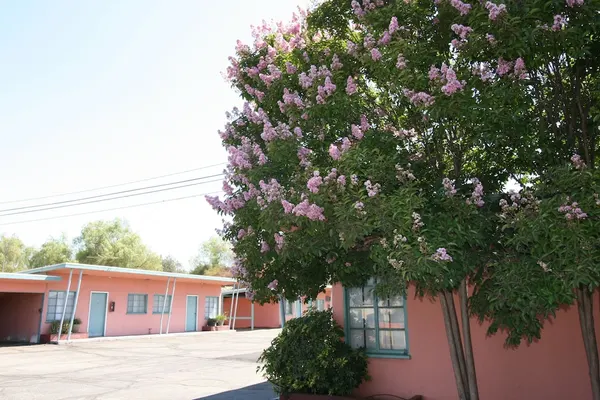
xmin=41 ymin=273 xmax=223 ymax=337
xmin=0 ymin=292 xmax=43 ymax=343
xmin=332 ymin=283 xmax=599 ymax=400
xmin=223 ymin=297 xmax=282 ymax=329
xmin=0 ymin=280 xmax=48 ymax=293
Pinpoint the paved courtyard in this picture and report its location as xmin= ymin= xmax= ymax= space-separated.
xmin=0 ymin=329 xmax=280 ymax=400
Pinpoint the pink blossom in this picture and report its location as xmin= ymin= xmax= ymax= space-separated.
xmin=364 ymin=34 xmax=376 ymax=49
xmin=451 ymin=24 xmax=473 ymax=40
xmin=292 ymin=199 xmax=326 ymax=220
xmin=486 ymin=34 xmax=496 ymax=44
xmin=429 ymin=65 xmax=441 ymax=80
xmin=325 ymin=168 xmax=338 ymax=182
xmin=496 ymin=58 xmax=513 ymax=76
xmin=559 ymin=200 xmax=587 ymax=220
xmin=571 ymin=154 xmax=586 ymax=169
xmin=351 ymin=0 xmax=365 ymax=17
xmin=260 ymin=240 xmax=270 ymax=253
xmin=566 ymin=0 xmax=584 ymax=6
xmin=293 ymin=127 xmax=303 ymax=138
xmin=346 ymin=76 xmax=357 ymax=95
xmin=396 ymin=54 xmax=407 ymax=69
xmin=307 ymin=171 xmax=323 ymax=193
xmin=552 ymin=14 xmax=567 ymax=31
xmin=329 ymin=144 xmax=342 ymax=160
xmin=364 ymin=180 xmax=381 ymax=197
xmin=274 ymin=233 xmax=285 ymax=251
xmin=268 ymin=280 xmax=278 ymax=290
xmin=371 ymin=48 xmax=382 ymax=61
xmin=237 ymin=229 xmax=247 ymax=239
xmin=485 ymin=1 xmax=507 ymax=20
xmin=403 ymin=89 xmax=435 ymax=106
xmin=341 ymin=137 xmax=352 ymax=151
xmin=432 ymin=248 xmax=453 ymax=262
xmin=281 ymin=199 xmax=295 ymax=214
xmin=347 ymin=41 xmax=358 ymax=56
xmin=286 ymin=62 xmax=297 ymax=74
xmin=298 ymin=147 xmax=312 ymax=167
xmin=351 ymin=124 xmax=364 ymax=140
xmin=513 ymin=58 xmax=527 ymax=80
xmin=331 ymin=54 xmax=343 ymax=70
xmin=450 ymin=0 xmax=472 ymax=15
xmin=337 ymin=175 xmax=347 ymax=186
xmin=379 ymin=31 xmax=392 ymax=45
xmin=354 ymin=202 xmax=365 ymax=210
xmin=466 ymin=178 xmax=485 ymax=207
xmin=389 ymin=16 xmax=399 ymax=34
xmin=259 ymin=179 xmax=283 ymax=203
xmin=360 ymin=115 xmax=369 ymax=131
xmin=442 ymin=178 xmax=457 ymax=197
xmin=351 ymin=175 xmax=359 ymax=185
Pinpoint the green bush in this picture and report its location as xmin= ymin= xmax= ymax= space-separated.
xmin=50 ymin=318 xmax=82 ymax=334
xmin=206 ymin=318 xmax=217 ymax=327
xmin=258 ymin=309 xmax=369 ymax=396
xmin=215 ymin=314 xmax=227 ymax=325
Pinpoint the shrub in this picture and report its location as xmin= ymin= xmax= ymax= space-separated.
xmin=258 ymin=309 xmax=369 ymax=396
xmin=215 ymin=314 xmax=227 ymax=325
xmin=50 ymin=318 xmax=82 ymax=334
xmin=206 ymin=318 xmax=217 ymax=327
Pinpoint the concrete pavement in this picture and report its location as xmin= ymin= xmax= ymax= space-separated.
xmin=0 ymin=329 xmax=280 ymax=400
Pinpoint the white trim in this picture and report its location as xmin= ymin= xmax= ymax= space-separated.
xmin=23 ymin=263 xmax=235 ymax=284
xmin=185 ymin=295 xmax=199 ymax=332
xmin=87 ymin=291 xmax=109 ymax=337
xmin=0 ymin=273 xmax=61 ymax=281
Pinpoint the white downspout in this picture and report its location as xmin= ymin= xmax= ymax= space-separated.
xmin=67 ymin=269 xmax=83 ymax=341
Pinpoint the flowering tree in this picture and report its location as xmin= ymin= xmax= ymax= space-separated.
xmin=209 ymin=0 xmax=599 ymax=399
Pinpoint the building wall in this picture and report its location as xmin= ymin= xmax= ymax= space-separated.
xmin=223 ymin=297 xmax=282 ymax=329
xmin=41 ymin=273 xmax=223 ymax=337
xmin=332 ymin=283 xmax=599 ymax=400
xmin=0 ymin=293 xmax=43 ymax=343
xmin=0 ymin=280 xmax=48 ymax=293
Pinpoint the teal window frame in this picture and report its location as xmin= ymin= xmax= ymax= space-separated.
xmin=152 ymin=294 xmax=172 ymax=314
xmin=127 ymin=293 xmax=148 ymax=314
xmin=343 ymin=284 xmax=410 ymax=359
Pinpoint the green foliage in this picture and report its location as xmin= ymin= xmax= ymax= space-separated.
xmin=215 ymin=314 xmax=227 ymax=325
xmin=206 ymin=318 xmax=217 ymax=327
xmin=161 ymin=255 xmax=184 ymax=273
xmin=189 ymin=236 xmax=233 ymax=275
xmin=74 ymin=219 xmax=162 ymax=270
xmin=50 ymin=318 xmax=81 ymax=335
xmin=258 ymin=309 xmax=369 ymax=396
xmin=0 ymin=235 xmax=32 ymax=272
xmin=29 ymin=236 xmax=72 ymax=269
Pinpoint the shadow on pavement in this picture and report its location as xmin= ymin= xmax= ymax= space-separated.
xmin=194 ymin=382 xmax=277 ymax=400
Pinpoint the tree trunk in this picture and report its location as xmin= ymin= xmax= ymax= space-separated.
xmin=577 ymin=287 xmax=600 ymax=400
xmin=459 ymin=280 xmax=479 ymax=400
xmin=444 ymin=291 xmax=469 ymax=393
xmin=440 ymin=291 xmax=469 ymax=400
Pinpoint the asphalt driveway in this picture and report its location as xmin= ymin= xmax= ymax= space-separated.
xmin=0 ymin=330 xmax=280 ymax=400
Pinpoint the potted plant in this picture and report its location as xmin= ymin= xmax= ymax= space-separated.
xmin=215 ymin=314 xmax=227 ymax=326
xmin=72 ymin=318 xmax=82 ymax=333
xmin=258 ymin=309 xmax=370 ymax=399
xmin=206 ymin=318 xmax=217 ymax=327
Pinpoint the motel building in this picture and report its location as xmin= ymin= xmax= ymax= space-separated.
xmin=0 ymin=263 xmax=236 ymax=344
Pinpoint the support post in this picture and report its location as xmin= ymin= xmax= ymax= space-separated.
xmin=57 ymin=269 xmax=74 ymax=344
xmin=279 ymin=295 xmax=285 ymax=328
xmin=251 ymin=301 xmax=255 ymax=331
xmin=159 ymin=278 xmax=171 ymax=335
xmin=232 ymin=285 xmax=240 ymax=330
xmin=228 ymin=283 xmax=236 ymax=329
xmin=67 ymin=270 xmax=84 ymax=341
xmin=166 ymin=278 xmax=177 ymax=334
xmin=218 ymin=292 xmax=223 ymax=316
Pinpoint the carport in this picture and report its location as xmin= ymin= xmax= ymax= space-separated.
xmin=0 ymin=273 xmax=62 ymax=344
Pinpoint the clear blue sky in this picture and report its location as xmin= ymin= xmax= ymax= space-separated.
xmin=0 ymin=0 xmax=306 ymax=268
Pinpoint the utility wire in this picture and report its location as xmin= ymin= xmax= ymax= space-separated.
xmin=0 ymin=191 xmax=225 ymax=227
xmin=0 ymin=178 xmax=223 ymax=217
xmin=0 ymin=162 xmax=227 ymax=205
xmin=0 ymin=174 xmax=225 ymax=213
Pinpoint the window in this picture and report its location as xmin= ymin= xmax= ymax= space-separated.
xmin=127 ymin=294 xmax=148 ymax=314
xmin=205 ymin=296 xmax=218 ymax=319
xmin=285 ymin=300 xmax=294 ymax=315
xmin=153 ymin=295 xmax=172 ymax=314
xmin=316 ymin=299 xmax=325 ymax=311
xmin=345 ymin=280 xmax=408 ymax=357
xmin=46 ymin=291 xmax=76 ymax=322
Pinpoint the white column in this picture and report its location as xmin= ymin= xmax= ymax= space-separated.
xmin=218 ymin=292 xmax=223 ymax=316
xmin=166 ymin=278 xmax=177 ymax=334
xmin=159 ymin=278 xmax=171 ymax=334
xmin=279 ymin=295 xmax=285 ymax=328
xmin=67 ymin=270 xmax=83 ymax=341
xmin=56 ymin=269 xmax=73 ymax=344
xmin=251 ymin=301 xmax=255 ymax=331
xmin=231 ymin=287 xmax=240 ymax=330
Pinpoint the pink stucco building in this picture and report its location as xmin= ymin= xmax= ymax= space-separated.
xmin=0 ymin=263 xmax=234 ymax=343
xmin=330 ymin=282 xmax=599 ymax=400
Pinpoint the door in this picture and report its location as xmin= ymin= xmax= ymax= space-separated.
xmin=186 ymin=295 xmax=198 ymax=332
xmin=89 ymin=292 xmax=107 ymax=337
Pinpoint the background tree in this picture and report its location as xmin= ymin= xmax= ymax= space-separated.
xmin=189 ymin=236 xmax=233 ymax=275
xmin=74 ymin=219 xmax=162 ymax=270
xmin=161 ymin=255 xmax=184 ymax=273
xmin=0 ymin=235 xmax=32 ymax=272
xmin=29 ymin=235 xmax=73 ymax=268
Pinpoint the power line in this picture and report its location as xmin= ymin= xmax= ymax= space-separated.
xmin=0 ymin=178 xmax=224 ymax=217
xmin=0 ymin=174 xmax=225 ymax=213
xmin=0 ymin=162 xmax=227 ymax=205
xmin=0 ymin=191 xmax=225 ymax=227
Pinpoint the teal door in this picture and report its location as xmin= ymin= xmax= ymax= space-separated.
xmin=89 ymin=292 xmax=107 ymax=337
xmin=186 ymin=296 xmax=198 ymax=332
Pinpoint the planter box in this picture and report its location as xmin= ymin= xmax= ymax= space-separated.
xmin=201 ymin=325 xmax=229 ymax=332
xmin=40 ymin=332 xmax=89 ymax=344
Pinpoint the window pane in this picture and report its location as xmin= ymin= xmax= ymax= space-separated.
xmin=378 ymin=308 xmax=405 ymax=329
xmin=378 ymin=296 xmax=404 ymax=307
xmin=349 ymin=329 xmax=376 ymax=349
xmin=379 ymin=330 xmax=406 ymax=350
xmin=349 ymin=308 xmax=375 ymax=329
xmin=317 ymin=299 xmax=325 ymax=311
xmin=348 ymin=287 xmax=373 ymax=307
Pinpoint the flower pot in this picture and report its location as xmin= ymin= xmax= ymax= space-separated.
xmin=217 ymin=320 xmax=225 ymax=326
xmin=72 ymin=325 xmax=80 ymax=333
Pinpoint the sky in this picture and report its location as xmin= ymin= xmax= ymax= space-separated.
xmin=0 ymin=0 xmax=307 ymax=269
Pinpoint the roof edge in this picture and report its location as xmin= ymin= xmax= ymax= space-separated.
xmin=0 ymin=273 xmax=62 ymax=281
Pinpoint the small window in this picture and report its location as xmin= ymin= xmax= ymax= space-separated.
xmin=317 ymin=299 xmax=325 ymax=311
xmin=127 ymin=294 xmax=148 ymax=314
xmin=153 ymin=295 xmax=172 ymax=314
xmin=205 ymin=296 xmax=218 ymax=319
xmin=285 ymin=300 xmax=294 ymax=315
xmin=46 ymin=291 xmax=76 ymax=322
xmin=346 ymin=280 xmax=408 ymax=357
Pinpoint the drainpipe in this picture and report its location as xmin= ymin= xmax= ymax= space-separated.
xmin=159 ymin=278 xmax=171 ymax=335
xmin=165 ymin=278 xmax=176 ymax=334
xmin=67 ymin=270 xmax=84 ymax=341
xmin=56 ymin=269 xmax=73 ymax=344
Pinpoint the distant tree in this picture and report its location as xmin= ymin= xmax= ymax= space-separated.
xmin=161 ymin=255 xmax=184 ymax=273
xmin=0 ymin=235 xmax=32 ymax=272
xmin=29 ymin=235 xmax=72 ymax=268
xmin=189 ymin=236 xmax=233 ymax=275
xmin=74 ymin=219 xmax=162 ymax=270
